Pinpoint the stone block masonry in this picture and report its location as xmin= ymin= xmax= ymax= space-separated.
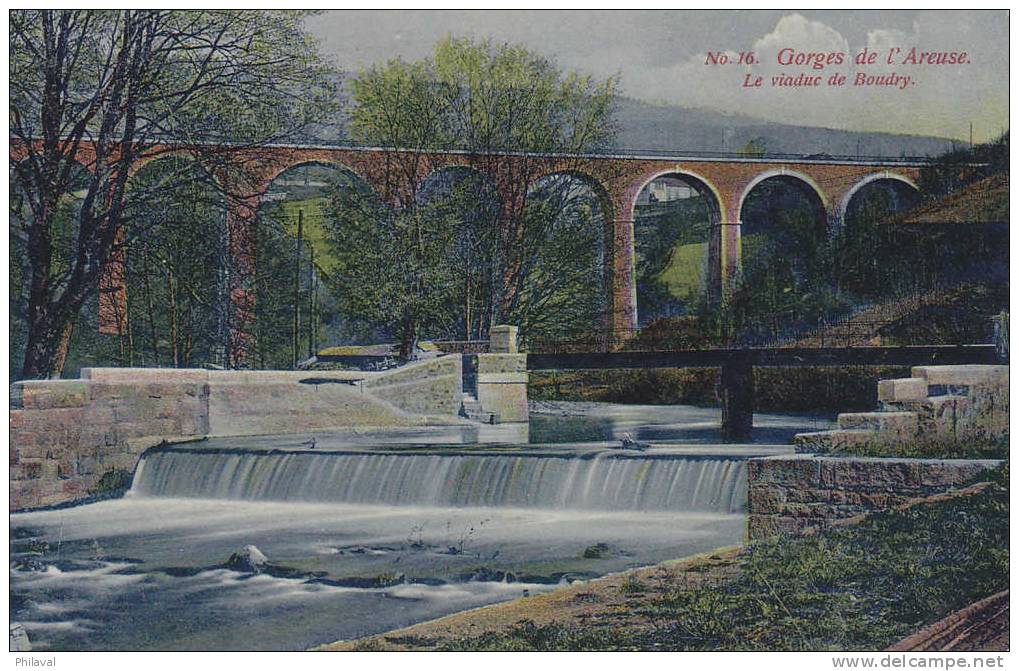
xmin=11 ymin=377 xmax=209 ymax=510
xmin=10 ymin=357 xmax=472 ymax=511
xmin=474 ymin=354 xmax=529 ymax=423
xmin=747 ymin=454 xmax=1002 ymax=540
xmin=794 ymin=365 xmax=1008 ymax=454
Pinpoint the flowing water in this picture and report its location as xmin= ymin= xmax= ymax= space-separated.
xmin=10 ymin=402 xmax=822 ymax=651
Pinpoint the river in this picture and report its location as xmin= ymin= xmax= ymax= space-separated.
xmin=9 ymin=402 xmax=828 ymax=651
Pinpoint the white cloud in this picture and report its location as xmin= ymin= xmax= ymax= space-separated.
xmin=620 ymin=12 xmax=1006 ymax=142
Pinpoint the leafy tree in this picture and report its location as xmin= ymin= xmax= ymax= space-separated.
xmin=325 ymin=181 xmax=461 ymax=360
xmin=513 ymin=175 xmax=608 ymax=341
xmin=254 ymin=203 xmax=319 ymax=369
xmin=919 ymin=132 xmax=1008 ymax=198
xmin=9 ymin=10 xmax=337 ymax=378
xmin=733 ymin=181 xmax=841 ymax=339
xmin=737 ymin=137 xmax=768 ymax=158
xmin=121 ymin=156 xmax=228 ymax=368
xmin=335 ymin=36 xmax=619 ymax=352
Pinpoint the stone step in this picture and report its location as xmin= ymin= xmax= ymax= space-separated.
xmin=877 ymin=377 xmax=928 ymax=403
xmin=460 ymin=393 xmax=498 ymax=424
xmin=793 ymin=429 xmax=875 ymax=454
xmin=911 ymin=365 xmax=1009 ymax=388
xmin=462 ymin=410 xmax=501 ymax=424
xmin=837 ymin=411 xmax=919 ymax=435
xmin=883 ymin=394 xmax=969 ymax=414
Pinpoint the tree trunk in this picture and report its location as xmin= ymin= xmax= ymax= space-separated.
xmin=22 ymin=314 xmax=75 ymax=379
xmin=398 ymin=316 xmax=417 ymax=362
xmin=464 ymin=273 xmax=472 ymax=341
xmin=168 ymin=269 xmax=179 ymax=367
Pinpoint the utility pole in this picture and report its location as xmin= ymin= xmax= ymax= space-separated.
xmin=970 ymin=122 xmax=974 ymax=147
xmin=293 ymin=209 xmax=303 ymax=368
xmin=308 ymin=246 xmax=315 ymax=359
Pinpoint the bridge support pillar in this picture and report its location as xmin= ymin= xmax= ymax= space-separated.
xmin=719 ymin=356 xmax=754 ymax=442
xmin=225 ymin=195 xmax=259 ymax=369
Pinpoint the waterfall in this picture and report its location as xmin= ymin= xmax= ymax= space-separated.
xmin=130 ymin=448 xmax=748 ymax=513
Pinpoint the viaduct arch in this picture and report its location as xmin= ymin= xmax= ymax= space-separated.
xmin=9 ymin=140 xmax=925 ymax=365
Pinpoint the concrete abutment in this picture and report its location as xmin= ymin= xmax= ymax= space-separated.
xmin=10 ymin=353 xmax=536 ymax=511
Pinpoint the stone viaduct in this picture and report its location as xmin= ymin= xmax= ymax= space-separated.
xmin=10 ymin=141 xmax=924 ymax=366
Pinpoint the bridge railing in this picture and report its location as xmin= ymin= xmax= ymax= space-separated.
xmin=431 ymin=339 xmax=491 ymax=354
xmin=523 ymin=312 xmax=998 ymax=355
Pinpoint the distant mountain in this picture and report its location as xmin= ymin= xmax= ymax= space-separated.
xmin=300 ymin=91 xmax=961 ymax=159
xmin=610 ymin=97 xmax=960 ymax=158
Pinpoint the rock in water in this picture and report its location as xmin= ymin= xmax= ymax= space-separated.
xmin=620 ymin=433 xmax=650 ymax=451
xmin=226 ymin=545 xmax=268 ymax=573
xmin=10 ymin=623 xmax=31 ymax=651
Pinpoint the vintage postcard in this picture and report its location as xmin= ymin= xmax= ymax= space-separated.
xmin=7 ymin=8 xmax=1010 ymax=662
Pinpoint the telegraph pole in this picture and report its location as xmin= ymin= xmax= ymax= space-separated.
xmin=293 ymin=209 xmax=303 ymax=367
xmin=308 ymin=246 xmax=315 ymax=359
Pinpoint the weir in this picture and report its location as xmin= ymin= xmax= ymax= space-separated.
xmin=130 ymin=447 xmax=749 ymax=514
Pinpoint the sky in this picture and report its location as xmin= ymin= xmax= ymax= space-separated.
xmin=305 ymin=10 xmax=1008 ymax=143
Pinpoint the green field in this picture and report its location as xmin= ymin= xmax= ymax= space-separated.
xmin=277 ymin=197 xmax=339 ymax=276
xmin=657 ymin=242 xmax=706 ymax=302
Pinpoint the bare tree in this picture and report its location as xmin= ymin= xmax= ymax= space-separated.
xmin=9 ymin=10 xmax=337 ymax=377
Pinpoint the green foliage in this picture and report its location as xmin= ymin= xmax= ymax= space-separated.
xmin=253 ymin=203 xmax=321 ymax=368
xmin=323 ymin=178 xmax=465 ymax=353
xmin=9 ymin=10 xmax=338 ymax=378
xmin=332 ymin=36 xmax=619 ymax=347
xmin=738 ymin=137 xmax=768 ymax=158
xmin=122 ymin=157 xmax=228 ymax=367
xmin=919 ymin=133 xmax=1009 ymax=198
xmin=441 ymin=619 xmax=637 ymax=652
xmin=733 ymin=180 xmax=844 ymax=338
xmin=752 ymin=366 xmax=908 ymax=414
xmin=512 ymin=177 xmax=608 ymax=340
xmin=619 ymin=575 xmax=648 ymax=596
xmin=528 ymin=363 xmax=909 ymax=415
xmin=88 ymin=468 xmax=134 ymax=498
xmin=634 ymin=195 xmax=712 ymax=322
xmin=830 ymin=434 xmax=1009 ymax=460
xmin=351 ymin=637 xmax=388 ymax=652
xmin=878 ymin=283 xmax=1009 ymax=346
xmin=442 ymin=468 xmax=1009 ymax=651
xmin=581 ymin=543 xmax=612 ymax=559
xmin=350 ymin=35 xmax=618 ymax=154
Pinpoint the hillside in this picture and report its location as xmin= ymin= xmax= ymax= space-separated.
xmin=612 ymin=97 xmax=958 ymax=157
xmin=300 ymin=90 xmax=959 ymax=158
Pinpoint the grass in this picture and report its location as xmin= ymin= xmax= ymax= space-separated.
xmin=279 ymin=197 xmax=338 ymax=275
xmin=436 ymin=464 xmax=1009 ymax=651
xmin=87 ymin=468 xmax=134 ymax=499
xmin=657 ymin=242 xmax=706 ymax=301
xmin=580 ymin=543 xmax=612 ymax=559
xmin=830 ymin=434 xmax=1010 ymax=460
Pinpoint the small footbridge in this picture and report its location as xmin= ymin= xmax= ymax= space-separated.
xmin=525 ymin=344 xmax=1002 ymax=441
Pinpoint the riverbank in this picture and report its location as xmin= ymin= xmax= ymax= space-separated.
xmin=318 ymin=463 xmax=1008 ymax=652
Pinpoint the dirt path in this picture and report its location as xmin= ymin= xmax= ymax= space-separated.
xmin=312 ymin=546 xmax=743 ymax=651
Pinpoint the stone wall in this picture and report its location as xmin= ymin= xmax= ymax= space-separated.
xmin=11 ymin=375 xmax=209 ymax=509
xmin=747 ymin=454 xmax=1002 ymax=540
xmin=10 ymin=357 xmax=467 ymax=511
xmin=795 ymin=365 xmax=1009 ymax=454
xmin=362 ymin=356 xmax=462 ymax=417
xmin=475 ymin=354 xmax=529 ymax=423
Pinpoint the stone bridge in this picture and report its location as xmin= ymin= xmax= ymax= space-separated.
xmin=10 ymin=141 xmax=925 ymax=365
